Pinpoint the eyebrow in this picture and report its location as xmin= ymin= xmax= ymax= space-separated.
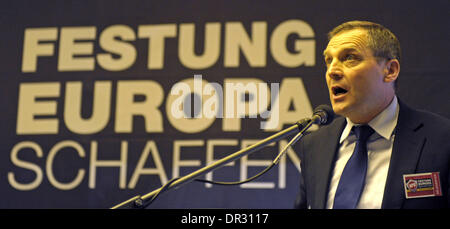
xmin=323 ymin=47 xmax=359 ymax=57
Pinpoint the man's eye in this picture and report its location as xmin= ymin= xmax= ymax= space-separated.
xmin=344 ymin=54 xmax=357 ymax=61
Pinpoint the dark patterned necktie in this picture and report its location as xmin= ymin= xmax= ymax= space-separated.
xmin=333 ymin=125 xmax=374 ymax=209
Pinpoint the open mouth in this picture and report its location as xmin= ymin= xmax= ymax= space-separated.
xmin=332 ymin=86 xmax=348 ymax=96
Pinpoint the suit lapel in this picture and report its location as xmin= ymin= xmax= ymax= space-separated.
xmin=382 ymin=101 xmax=426 ymax=209
xmin=311 ymin=117 xmax=346 ymax=208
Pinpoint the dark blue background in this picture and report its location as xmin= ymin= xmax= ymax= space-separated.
xmin=0 ymin=0 xmax=448 ymax=208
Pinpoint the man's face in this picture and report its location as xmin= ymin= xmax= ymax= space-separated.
xmin=323 ymin=29 xmax=389 ymax=123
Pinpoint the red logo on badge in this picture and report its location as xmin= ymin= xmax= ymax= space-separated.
xmin=407 ymin=180 xmax=418 ymax=192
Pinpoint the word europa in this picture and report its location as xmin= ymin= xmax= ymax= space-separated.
xmin=16 ymin=77 xmax=313 ymax=134
xmin=21 ymin=20 xmax=315 ymax=72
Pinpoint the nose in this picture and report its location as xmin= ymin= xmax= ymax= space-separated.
xmin=326 ymin=59 xmax=343 ymax=80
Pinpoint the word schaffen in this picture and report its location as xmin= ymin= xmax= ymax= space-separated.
xmin=7 ymin=139 xmax=301 ymax=191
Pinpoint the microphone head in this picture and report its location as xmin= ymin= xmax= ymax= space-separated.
xmin=313 ymin=104 xmax=335 ymax=125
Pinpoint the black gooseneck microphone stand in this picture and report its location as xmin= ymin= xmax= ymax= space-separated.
xmin=111 ymin=106 xmax=332 ymax=209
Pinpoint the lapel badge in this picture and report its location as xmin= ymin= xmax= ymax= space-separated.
xmin=403 ymin=172 xmax=442 ymax=199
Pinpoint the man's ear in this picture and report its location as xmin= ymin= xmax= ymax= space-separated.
xmin=383 ymin=59 xmax=400 ymax=83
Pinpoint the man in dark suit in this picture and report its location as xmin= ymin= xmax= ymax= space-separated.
xmin=294 ymin=21 xmax=450 ymax=209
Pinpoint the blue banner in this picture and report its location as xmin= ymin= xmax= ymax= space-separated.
xmin=0 ymin=0 xmax=448 ymax=208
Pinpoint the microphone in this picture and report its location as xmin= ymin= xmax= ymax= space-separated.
xmin=311 ymin=104 xmax=334 ymax=125
xmin=295 ymin=104 xmax=334 ymax=130
xmin=274 ymin=104 xmax=334 ymax=165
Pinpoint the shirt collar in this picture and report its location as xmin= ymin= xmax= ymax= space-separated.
xmin=339 ymin=96 xmax=399 ymax=143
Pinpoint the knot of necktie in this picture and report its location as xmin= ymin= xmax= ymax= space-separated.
xmin=354 ymin=125 xmax=374 ymax=144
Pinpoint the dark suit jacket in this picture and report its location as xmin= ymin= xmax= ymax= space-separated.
xmin=294 ymin=100 xmax=450 ymax=209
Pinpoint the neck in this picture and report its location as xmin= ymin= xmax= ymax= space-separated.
xmin=348 ymin=94 xmax=395 ymax=124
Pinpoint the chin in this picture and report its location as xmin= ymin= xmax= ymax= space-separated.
xmin=330 ymin=102 xmax=350 ymax=117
